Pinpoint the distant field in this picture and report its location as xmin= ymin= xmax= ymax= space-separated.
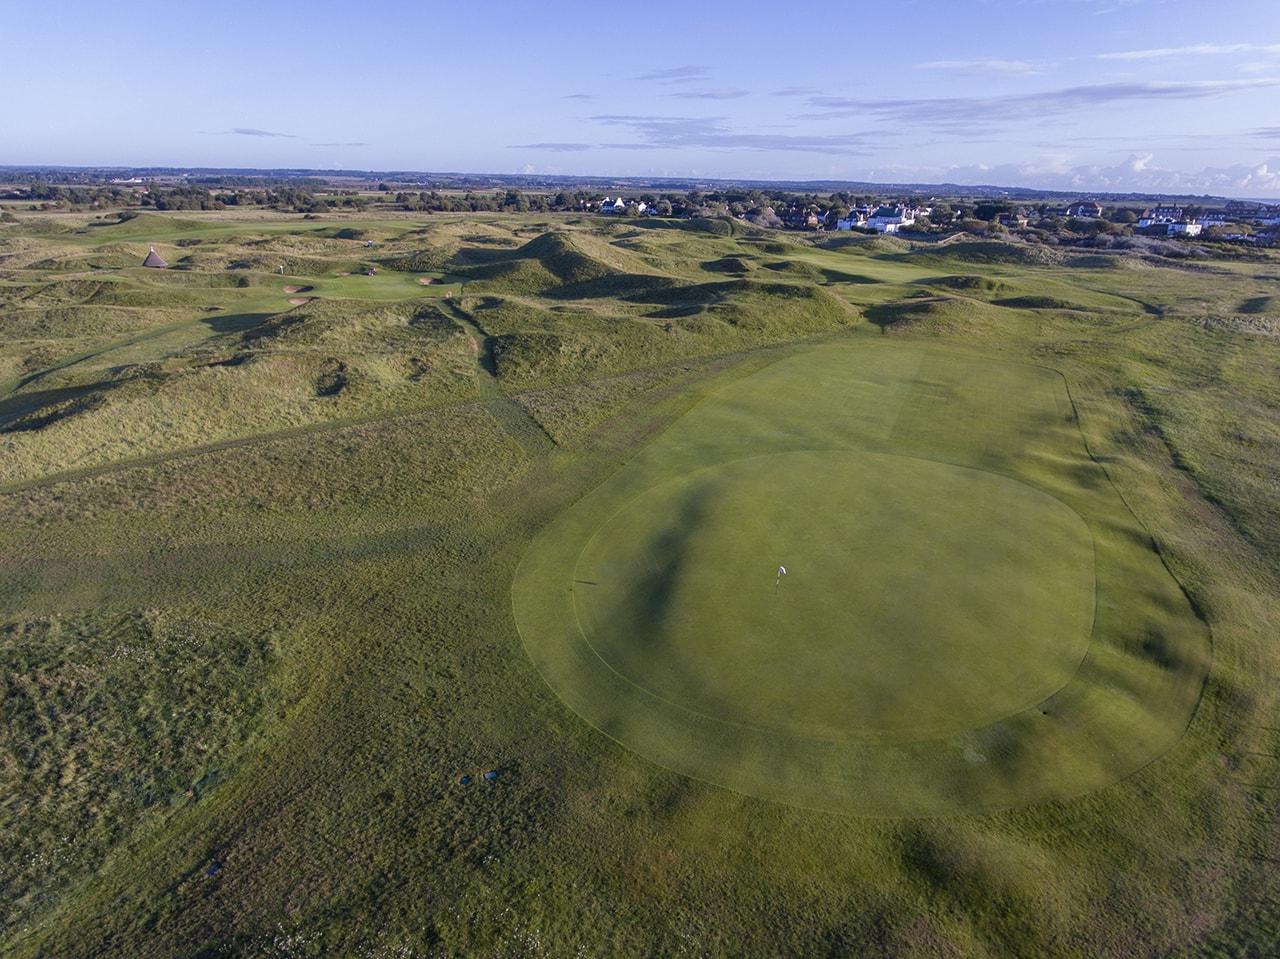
xmin=1 ymin=207 xmax=1279 ymax=956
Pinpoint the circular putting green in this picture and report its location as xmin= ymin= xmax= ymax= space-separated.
xmin=513 ymin=343 xmax=1209 ymax=815
xmin=575 ymin=451 xmax=1094 ymax=743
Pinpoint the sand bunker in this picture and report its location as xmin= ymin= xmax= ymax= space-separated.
xmin=417 ymin=276 xmax=440 ymax=285
xmin=287 ymin=297 xmax=313 ymax=306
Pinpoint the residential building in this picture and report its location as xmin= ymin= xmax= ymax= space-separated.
xmin=1066 ymin=201 xmax=1104 ymax=218
xmin=866 ymin=205 xmax=915 ymax=233
xmin=835 ymin=210 xmax=866 ymax=231
xmin=1225 ymin=199 xmax=1278 ymax=220
xmin=1138 ymin=206 xmax=1184 ymax=228
xmin=1138 ymin=206 xmax=1202 ymax=236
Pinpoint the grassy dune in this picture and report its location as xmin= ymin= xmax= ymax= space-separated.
xmin=0 ymin=208 xmax=1278 ymax=955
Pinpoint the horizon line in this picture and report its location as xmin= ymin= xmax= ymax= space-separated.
xmin=0 ymin=161 xmax=1268 ymax=202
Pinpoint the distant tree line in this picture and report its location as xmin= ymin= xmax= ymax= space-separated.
xmin=12 ymin=182 xmax=141 ymax=207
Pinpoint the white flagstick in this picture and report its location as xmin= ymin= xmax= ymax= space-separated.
xmin=775 ymin=565 xmax=787 ymax=592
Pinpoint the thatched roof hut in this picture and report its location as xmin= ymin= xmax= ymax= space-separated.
xmin=142 ymin=247 xmax=168 ymax=269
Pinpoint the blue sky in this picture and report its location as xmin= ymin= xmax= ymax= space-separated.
xmin=4 ymin=0 xmax=1280 ymax=194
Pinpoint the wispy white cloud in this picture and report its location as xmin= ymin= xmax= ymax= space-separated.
xmin=1098 ymin=42 xmax=1280 ymax=60
xmin=667 ymin=88 xmax=750 ymax=100
xmin=218 ymin=127 xmax=296 ymax=138
xmin=803 ymin=78 xmax=1280 ymax=130
xmin=507 ymin=142 xmax=594 ymax=152
xmin=860 ymin=153 xmax=1280 ymax=196
xmin=585 ymin=114 xmax=868 ymax=154
xmin=917 ymin=58 xmax=1043 ymax=75
xmin=633 ymin=65 xmax=708 ymax=83
xmin=916 ymin=42 xmax=1280 ymax=76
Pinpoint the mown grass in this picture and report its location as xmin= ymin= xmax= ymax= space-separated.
xmin=515 ymin=343 xmax=1208 ymax=815
xmin=0 ymin=208 xmax=1278 ymax=956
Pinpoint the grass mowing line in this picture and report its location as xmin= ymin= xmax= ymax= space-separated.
xmin=512 ymin=339 xmax=1211 ymax=815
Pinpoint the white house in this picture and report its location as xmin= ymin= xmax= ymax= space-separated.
xmin=599 ymin=197 xmax=628 ymax=214
xmin=1066 ymin=201 xmax=1104 ymax=218
xmin=866 ymin=205 xmax=914 ymax=233
xmin=1138 ymin=206 xmax=1202 ymax=236
xmin=835 ymin=210 xmax=866 ymax=230
xmin=1138 ymin=206 xmax=1184 ymax=228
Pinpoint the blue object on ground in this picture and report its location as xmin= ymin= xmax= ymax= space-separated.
xmin=459 ymin=774 xmax=472 ymax=786
xmin=483 ymin=770 xmax=499 ymax=781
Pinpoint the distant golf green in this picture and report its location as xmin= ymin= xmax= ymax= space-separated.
xmin=513 ymin=341 xmax=1209 ymax=815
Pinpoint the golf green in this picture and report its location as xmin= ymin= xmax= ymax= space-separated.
xmin=575 ymin=451 xmax=1095 ymax=743
xmin=513 ymin=341 xmax=1209 ymax=815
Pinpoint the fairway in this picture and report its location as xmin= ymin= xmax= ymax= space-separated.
xmin=513 ymin=341 xmax=1210 ymax=815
